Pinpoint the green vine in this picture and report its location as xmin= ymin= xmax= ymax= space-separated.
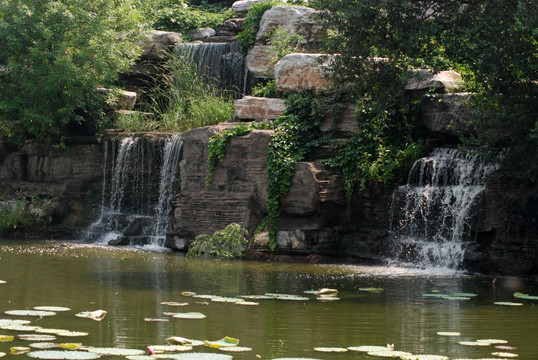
xmin=259 ymin=92 xmax=325 ymax=249
xmin=237 ymin=1 xmax=274 ymax=55
xmin=206 ymin=121 xmax=272 ymax=188
xmin=321 ymin=96 xmax=424 ymax=202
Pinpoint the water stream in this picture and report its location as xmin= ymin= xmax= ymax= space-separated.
xmin=389 ymin=148 xmax=499 ymax=270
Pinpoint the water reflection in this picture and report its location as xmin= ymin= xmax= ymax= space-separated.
xmin=0 ymin=240 xmax=537 ymax=359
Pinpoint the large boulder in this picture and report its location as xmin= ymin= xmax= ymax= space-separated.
xmin=275 ymin=53 xmax=332 ymax=93
xmin=234 ymin=96 xmax=286 ymax=121
xmin=255 ymin=6 xmax=323 ymax=48
xmin=138 ymin=30 xmax=182 ymax=60
xmin=232 ymin=0 xmax=271 ymax=14
xmin=406 ymin=70 xmax=462 ymax=92
xmin=246 ymin=6 xmax=324 ymax=78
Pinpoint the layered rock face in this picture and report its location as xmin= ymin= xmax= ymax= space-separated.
xmin=0 ymin=140 xmax=103 ymax=235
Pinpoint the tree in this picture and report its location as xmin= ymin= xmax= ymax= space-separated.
xmin=0 ymin=0 xmax=146 ymax=145
xmin=313 ymin=0 xmax=537 ymax=180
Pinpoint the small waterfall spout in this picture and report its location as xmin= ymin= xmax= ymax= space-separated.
xmin=176 ymin=42 xmax=246 ymax=96
xmin=389 ymin=148 xmax=499 ymax=270
xmin=84 ymin=135 xmax=182 ymax=247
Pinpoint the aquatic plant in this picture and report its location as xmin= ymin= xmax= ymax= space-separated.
xmin=186 ymin=223 xmax=250 ymax=259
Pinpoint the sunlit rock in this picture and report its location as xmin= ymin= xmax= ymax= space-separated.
xmin=234 ymin=96 xmax=286 ymax=121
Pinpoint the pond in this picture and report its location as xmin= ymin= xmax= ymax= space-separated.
xmin=0 ymin=240 xmax=537 ymax=359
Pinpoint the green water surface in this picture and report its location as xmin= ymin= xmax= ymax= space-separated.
xmin=0 ymin=240 xmax=537 ymax=359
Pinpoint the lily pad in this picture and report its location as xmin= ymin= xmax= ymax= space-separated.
xmin=18 ymin=334 xmax=57 ymax=342
xmin=478 ymin=339 xmax=508 ymax=345
xmin=27 ymin=351 xmax=101 ymax=359
xmin=126 ymin=357 xmax=156 ymax=360
xmin=174 ymin=354 xmax=232 ymax=360
xmin=29 ymin=343 xmax=60 ymax=350
xmin=400 ymin=355 xmax=449 ymax=360
xmin=33 ymin=307 xmax=71 ymax=312
xmin=437 ymin=332 xmax=461 ymax=336
xmin=422 ymin=294 xmax=447 ymax=298
xmin=494 ymin=302 xmax=524 ymax=306
xmin=440 ymin=295 xmax=471 ymax=300
xmin=367 ymin=350 xmax=413 ymax=357
xmin=59 ymin=343 xmax=82 ymax=350
xmin=10 ymin=346 xmax=31 ymax=355
xmin=235 ymin=301 xmax=259 ymax=306
xmin=172 ymin=312 xmax=206 ymax=320
xmin=161 ymin=302 xmax=189 ymax=307
xmin=75 ymin=310 xmax=107 ymax=321
xmin=181 ymin=292 xmax=196 ymax=297
xmin=219 ymin=346 xmax=252 ymax=352
xmin=317 ymin=296 xmax=340 ymax=301
xmin=348 ymin=345 xmax=394 ymax=352
xmin=87 ymin=348 xmax=145 ymax=356
xmin=265 ymin=293 xmax=310 ymax=301
xmin=165 ymin=337 xmax=204 ymax=347
xmin=314 ymin=347 xmax=348 ymax=352
xmin=459 ymin=341 xmax=491 ymax=346
xmin=0 ymin=280 xmax=6 ymax=284
xmin=0 ymin=335 xmax=14 ymax=342
xmin=513 ymin=292 xmax=538 ymax=300
xmin=147 ymin=345 xmax=192 ymax=353
xmin=5 ymin=310 xmax=56 ymax=317
xmin=36 ymin=328 xmax=89 ymax=337
xmin=144 ymin=318 xmax=170 ymax=322
xmin=491 ymin=352 xmax=518 ymax=358
xmin=359 ymin=288 xmax=384 ymax=293
xmin=314 ymin=288 xmax=338 ymax=295
xmin=0 ymin=352 xmax=5 ymax=358
xmin=271 ymin=358 xmax=321 ymax=360
xmin=238 ymin=295 xmax=273 ymax=300
xmin=0 ymin=319 xmax=31 ymax=325
xmin=450 ymin=293 xmax=478 ymax=297
xmin=204 ymin=336 xmax=239 ymax=349
xmin=0 ymin=324 xmax=40 ymax=332
xmin=211 ymin=297 xmax=244 ymax=303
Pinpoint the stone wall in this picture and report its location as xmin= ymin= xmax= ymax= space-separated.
xmin=0 ymin=139 xmax=104 ymax=236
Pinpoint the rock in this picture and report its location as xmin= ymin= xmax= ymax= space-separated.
xmin=232 ymin=0 xmax=271 ymax=14
xmin=219 ymin=18 xmax=244 ymax=36
xmin=97 ymin=88 xmax=137 ymax=111
xmin=234 ymin=96 xmax=286 ymax=121
xmin=255 ymin=6 xmax=323 ymax=48
xmin=187 ymin=28 xmax=216 ymax=41
xmin=421 ymin=93 xmax=475 ymax=136
xmin=276 ymin=231 xmax=290 ymax=249
xmin=275 ymin=53 xmax=333 ymax=93
xmin=170 ymin=125 xmax=273 ymax=239
xmin=406 ymin=70 xmax=462 ymax=92
xmin=253 ymin=231 xmax=271 ymax=248
xmin=319 ymin=104 xmax=359 ymax=137
xmin=246 ymin=45 xmax=275 ymax=78
xmin=138 ymin=30 xmax=182 ymax=60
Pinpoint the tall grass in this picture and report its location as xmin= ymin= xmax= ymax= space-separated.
xmin=146 ymin=51 xmax=234 ymax=132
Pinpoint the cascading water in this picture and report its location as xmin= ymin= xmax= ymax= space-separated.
xmin=83 ymin=135 xmax=182 ymax=247
xmin=177 ymin=42 xmax=246 ymax=96
xmin=389 ymin=148 xmax=499 ymax=270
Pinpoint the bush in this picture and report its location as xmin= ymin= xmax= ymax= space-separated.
xmin=0 ymin=196 xmax=52 ymax=236
xmin=186 ymin=223 xmax=250 ymax=259
xmin=0 ymin=0 xmax=145 ymax=145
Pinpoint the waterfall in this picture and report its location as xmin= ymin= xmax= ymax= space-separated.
xmin=176 ymin=42 xmax=246 ymax=96
xmin=84 ymin=135 xmax=182 ymax=247
xmin=151 ymin=135 xmax=183 ymax=242
xmin=389 ymin=148 xmax=499 ymax=270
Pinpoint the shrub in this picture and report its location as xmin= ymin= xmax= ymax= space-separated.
xmin=0 ymin=196 xmax=52 ymax=236
xmin=0 ymin=0 xmax=145 ymax=145
xmin=186 ymin=223 xmax=250 ymax=259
